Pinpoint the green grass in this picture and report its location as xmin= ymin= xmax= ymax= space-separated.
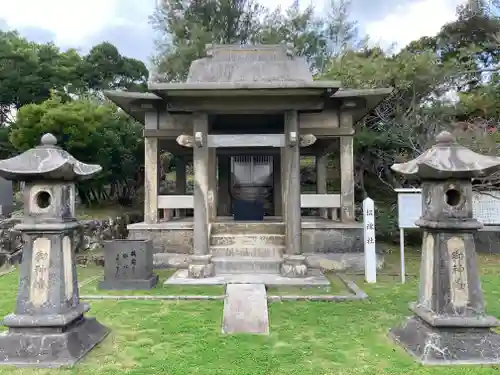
xmin=1 ymin=251 xmax=500 ymax=374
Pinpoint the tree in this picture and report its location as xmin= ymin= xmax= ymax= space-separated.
xmin=151 ymin=0 xmax=265 ymax=81
xmin=406 ymin=0 xmax=500 ymax=72
xmin=321 ymin=44 xmax=476 ymax=195
xmin=9 ymin=95 xmax=144 ymax=205
xmin=0 ymin=32 xmax=150 ymax=128
xmin=150 ymin=0 xmax=361 ymax=80
xmin=0 ymin=31 xmax=74 ymax=122
xmin=437 ymin=0 xmax=500 ymax=67
xmin=82 ymin=42 xmax=149 ymax=92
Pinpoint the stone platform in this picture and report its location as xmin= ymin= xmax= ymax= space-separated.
xmin=165 ymin=268 xmax=330 ymax=286
xmin=127 ymin=216 xmax=364 ymax=268
xmin=99 ymin=273 xmax=159 ymax=290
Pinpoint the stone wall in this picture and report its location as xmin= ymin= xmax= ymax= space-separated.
xmin=0 ymin=212 xmax=143 ymax=266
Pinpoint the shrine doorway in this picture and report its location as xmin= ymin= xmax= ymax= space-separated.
xmin=230 ymin=155 xmax=274 ymax=220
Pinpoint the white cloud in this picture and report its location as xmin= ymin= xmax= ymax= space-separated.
xmin=364 ymin=0 xmax=468 ymax=52
xmin=0 ymin=0 xmax=121 ymax=45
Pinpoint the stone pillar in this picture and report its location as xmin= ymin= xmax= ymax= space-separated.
xmin=273 ymin=155 xmax=282 ymax=216
xmin=175 ymin=157 xmax=186 ymax=218
xmin=340 ymin=110 xmax=355 ymax=222
xmin=144 ymin=137 xmax=158 ymax=224
xmin=281 ymin=110 xmax=307 ymax=278
xmin=208 ymin=148 xmax=217 ymax=220
xmin=190 ymin=112 xmax=214 ymax=278
xmin=316 ymin=154 xmax=328 ymax=219
xmin=281 ymin=147 xmax=286 ymax=220
xmin=218 ymin=155 xmax=231 ymax=216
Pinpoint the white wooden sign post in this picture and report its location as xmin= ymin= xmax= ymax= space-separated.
xmin=395 ymin=188 xmax=423 ymax=284
xmin=363 ymin=197 xmax=377 ymax=283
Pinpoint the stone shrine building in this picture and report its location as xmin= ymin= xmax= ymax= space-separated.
xmin=105 ymin=44 xmax=392 ymax=278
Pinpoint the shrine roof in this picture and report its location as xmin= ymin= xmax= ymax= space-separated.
xmin=148 ymin=44 xmax=340 ymax=96
xmin=104 ymin=44 xmax=392 ymax=124
xmin=104 ymin=87 xmax=393 ymax=125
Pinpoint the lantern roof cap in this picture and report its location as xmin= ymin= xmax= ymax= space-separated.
xmin=391 ymin=131 xmax=500 ymax=179
xmin=0 ymin=133 xmax=102 ymax=181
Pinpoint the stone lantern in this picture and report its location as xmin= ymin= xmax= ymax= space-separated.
xmin=389 ymin=131 xmax=500 ymax=365
xmin=0 ymin=133 xmax=109 ymax=367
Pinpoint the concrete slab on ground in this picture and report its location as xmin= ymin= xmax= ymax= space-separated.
xmin=164 ymin=269 xmax=331 ymax=286
xmin=222 ymin=283 xmax=269 ymax=335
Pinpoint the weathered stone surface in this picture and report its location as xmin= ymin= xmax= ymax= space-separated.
xmin=281 ymin=255 xmax=307 ymax=278
xmin=301 ymin=226 xmax=363 ymax=253
xmin=392 ymin=131 xmax=500 ymax=179
xmin=176 ymin=133 xmax=316 ymax=148
xmin=188 ymin=254 xmax=214 ymax=278
xmin=0 ymin=177 xmax=13 ymax=218
xmin=389 ymin=131 xmax=500 ymax=366
xmin=165 ymin=268 xmax=331 ymax=286
xmin=128 ymin=225 xmax=193 ymax=254
xmin=210 ymin=233 xmax=285 ymax=247
xmin=390 ymin=317 xmax=500 ymax=365
xmin=222 ymin=284 xmax=269 ymax=335
xmin=0 ymin=133 xmax=101 ymax=181
xmin=210 ymin=245 xmax=284 ymax=258
xmin=187 ymin=44 xmax=312 ymax=84
xmin=0 ymin=218 xmax=22 ymax=265
xmin=211 ymin=222 xmax=284 ymax=235
xmin=305 ymin=252 xmax=385 ymax=272
xmin=0 ymin=316 xmax=108 ymax=367
xmin=0 ymin=134 xmax=109 ymax=368
xmin=213 ymin=256 xmax=282 ymax=274
xmin=98 ymin=239 xmax=158 ymax=290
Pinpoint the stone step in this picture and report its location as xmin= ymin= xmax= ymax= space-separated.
xmin=212 ymin=256 xmax=282 ymax=274
xmin=222 ymin=284 xmax=269 ymax=335
xmin=211 ymin=222 xmax=284 ymax=235
xmin=210 ymin=245 xmax=284 ymax=258
xmin=210 ymin=234 xmax=285 ymax=246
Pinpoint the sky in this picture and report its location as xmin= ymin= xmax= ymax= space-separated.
xmin=0 ymin=0 xmax=469 ymax=67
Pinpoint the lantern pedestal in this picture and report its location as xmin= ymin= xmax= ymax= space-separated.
xmin=390 ymin=317 xmax=500 ymax=365
xmin=0 ymin=315 xmax=109 ymax=367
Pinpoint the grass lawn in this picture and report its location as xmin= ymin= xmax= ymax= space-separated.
xmin=1 ymin=250 xmax=500 ymax=374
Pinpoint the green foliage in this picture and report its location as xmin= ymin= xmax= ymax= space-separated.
xmin=83 ymin=42 xmax=149 ymax=91
xmin=150 ymin=0 xmax=361 ymax=80
xmin=9 ymin=95 xmax=144 ymax=205
xmin=0 ymin=32 xmax=149 ymax=126
xmin=150 ymin=0 xmax=266 ymax=81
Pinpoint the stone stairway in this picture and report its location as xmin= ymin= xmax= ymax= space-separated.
xmin=210 ymin=222 xmax=285 ymax=275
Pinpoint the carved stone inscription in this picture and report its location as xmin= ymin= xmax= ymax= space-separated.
xmin=114 ymin=248 xmax=138 ymax=279
xmin=62 ymin=236 xmax=73 ymax=300
xmin=30 ymin=237 xmax=51 ymax=307
xmin=447 ymin=236 xmax=469 ymax=308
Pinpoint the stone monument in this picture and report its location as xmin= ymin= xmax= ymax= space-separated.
xmin=99 ymin=239 xmax=158 ymax=290
xmin=0 ymin=133 xmax=109 ymax=367
xmin=389 ymin=131 xmax=500 ymax=365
